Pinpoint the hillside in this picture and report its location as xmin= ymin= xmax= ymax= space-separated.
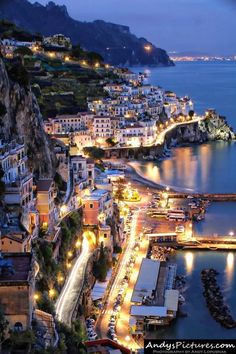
xmin=0 ymin=0 xmax=174 ymax=67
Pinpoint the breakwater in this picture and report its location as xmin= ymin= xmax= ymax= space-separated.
xmin=201 ymin=269 xmax=236 ymax=329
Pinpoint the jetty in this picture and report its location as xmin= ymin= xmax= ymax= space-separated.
xmin=201 ymin=269 xmax=236 ymax=329
xmin=168 ymin=192 xmax=236 ymax=202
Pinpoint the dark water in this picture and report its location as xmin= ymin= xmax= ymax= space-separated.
xmin=133 ymin=141 xmax=236 ymax=194
xmin=132 ymin=63 xmax=236 ymax=338
xmin=133 ymin=61 xmax=236 ymax=128
xmin=150 ymin=250 xmax=236 ymax=339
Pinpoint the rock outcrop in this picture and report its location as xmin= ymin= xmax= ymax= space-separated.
xmin=166 ymin=111 xmax=235 ymax=146
xmin=0 ymin=58 xmax=56 ymax=177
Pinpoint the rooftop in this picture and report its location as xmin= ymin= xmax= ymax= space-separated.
xmin=164 ymin=289 xmax=179 ymax=312
xmin=131 ymin=258 xmax=160 ymax=303
xmin=130 ymin=305 xmax=167 ymax=317
xmin=37 ymin=179 xmax=54 ymax=192
xmin=83 ymin=189 xmax=109 ymax=201
xmin=0 ymin=253 xmax=32 ymax=283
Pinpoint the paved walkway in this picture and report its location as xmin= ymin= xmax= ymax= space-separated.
xmin=55 ymin=237 xmax=92 ymax=326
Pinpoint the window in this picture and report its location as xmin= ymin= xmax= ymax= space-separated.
xmin=104 ymin=233 xmax=107 ymax=238
xmin=14 ymin=322 xmax=23 ymax=332
xmin=90 ymin=203 xmax=93 ymax=208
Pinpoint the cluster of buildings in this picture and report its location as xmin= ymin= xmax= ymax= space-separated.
xmin=0 ymin=134 xmax=124 ymax=347
xmin=43 ymin=78 xmax=194 ymax=150
xmin=130 ymin=258 xmax=179 ymax=334
xmin=0 ymin=33 xmax=72 ymax=60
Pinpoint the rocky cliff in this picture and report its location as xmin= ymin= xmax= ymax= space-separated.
xmin=0 ymin=58 xmax=56 ymax=177
xmin=166 ymin=112 xmax=235 ymax=146
xmin=0 ymin=0 xmax=174 ymax=67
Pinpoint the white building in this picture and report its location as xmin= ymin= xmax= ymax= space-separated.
xmin=93 ymin=116 xmax=112 ymax=140
xmin=0 ymin=140 xmax=33 ymax=207
xmin=44 ymin=112 xmax=94 ymax=134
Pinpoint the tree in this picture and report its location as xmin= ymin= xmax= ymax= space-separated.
xmin=86 ymin=51 xmax=104 ymax=65
xmin=7 ymin=62 xmax=30 ymax=87
xmin=114 ymin=178 xmax=125 ymax=201
xmin=189 ymin=110 xmax=195 ymax=118
xmin=93 ymin=242 xmax=109 ymax=281
xmin=70 ymin=44 xmax=84 ymax=59
xmin=106 ymin=137 xmax=116 ymax=147
xmin=83 ymin=146 xmax=105 ymax=160
xmin=0 ymin=166 xmax=5 ymax=197
xmin=14 ymin=46 xmax=33 ymax=57
xmin=0 ymin=307 xmax=8 ymax=348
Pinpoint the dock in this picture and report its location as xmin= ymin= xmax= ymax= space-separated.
xmin=168 ymin=192 xmax=236 ymax=202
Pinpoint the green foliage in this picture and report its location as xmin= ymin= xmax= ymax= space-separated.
xmin=0 ymin=166 xmax=5 ymax=196
xmin=189 ymin=110 xmax=195 ymax=118
xmin=0 ymin=101 xmax=6 ymax=116
xmin=93 ymin=242 xmax=109 ymax=281
xmin=54 ymin=172 xmax=66 ymax=191
xmin=7 ymin=62 xmax=30 ymax=87
xmin=113 ymin=178 xmax=125 ymax=201
xmin=106 ymin=137 xmax=116 ymax=147
xmin=113 ymin=245 xmax=122 ymax=253
xmin=14 ymin=46 xmax=33 ymax=57
xmin=70 ymin=44 xmax=103 ymax=65
xmin=0 ymin=307 xmax=8 ymax=344
xmin=56 ymin=320 xmax=87 ymax=354
xmin=0 ymin=19 xmax=42 ymax=42
xmin=83 ymin=146 xmax=105 ymax=160
xmin=37 ymin=292 xmax=55 ymax=315
xmin=7 ymin=329 xmax=35 ymax=352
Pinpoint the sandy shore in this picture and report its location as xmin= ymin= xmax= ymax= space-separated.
xmin=125 ymin=163 xmax=166 ymax=191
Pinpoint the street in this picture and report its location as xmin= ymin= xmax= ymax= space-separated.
xmin=55 ymin=237 xmax=92 ymax=326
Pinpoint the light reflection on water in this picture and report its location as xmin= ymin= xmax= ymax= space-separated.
xmin=225 ymin=253 xmax=235 ymax=286
xmin=134 ymin=141 xmax=236 ymax=193
xmin=184 ymin=252 xmax=194 ymax=275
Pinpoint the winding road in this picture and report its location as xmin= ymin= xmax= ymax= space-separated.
xmin=55 ymin=237 xmax=92 ymax=326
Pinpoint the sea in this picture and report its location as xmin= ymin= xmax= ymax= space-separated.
xmin=132 ymin=62 xmax=236 ymax=339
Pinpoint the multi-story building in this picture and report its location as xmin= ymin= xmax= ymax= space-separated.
xmin=0 ymin=140 xmax=33 ymax=207
xmin=0 ymin=231 xmax=31 ymax=253
xmin=0 ymin=253 xmax=35 ymax=331
xmin=36 ymin=179 xmax=57 ymax=229
xmin=71 ymin=155 xmax=95 ymax=191
xmin=83 ymin=189 xmax=113 ymax=226
xmin=115 ymin=121 xmax=157 ymax=147
xmin=93 ymin=116 xmax=112 ymax=140
xmin=43 ymin=34 xmax=72 ymax=50
xmin=44 ymin=112 xmax=94 ymax=134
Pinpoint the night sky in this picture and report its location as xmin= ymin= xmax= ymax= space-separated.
xmin=29 ymin=0 xmax=236 ymax=55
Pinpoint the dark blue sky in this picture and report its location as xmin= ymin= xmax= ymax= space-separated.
xmin=30 ymin=0 xmax=236 ymax=55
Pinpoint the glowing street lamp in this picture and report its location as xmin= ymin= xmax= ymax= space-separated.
xmin=67 ymin=250 xmax=73 ymax=258
xmin=229 ymin=231 xmax=234 ymax=237
xmin=75 ymin=240 xmax=81 ymax=248
xmin=66 ymin=262 xmax=72 ymax=269
xmin=144 ymin=44 xmax=152 ymax=52
xmin=49 ymin=288 xmax=56 ymax=299
xmin=57 ymin=274 xmax=64 ymax=284
xmin=34 ymin=293 xmax=40 ymax=301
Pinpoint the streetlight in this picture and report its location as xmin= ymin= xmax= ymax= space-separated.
xmin=34 ymin=293 xmax=40 ymax=301
xmin=49 ymin=288 xmax=56 ymax=299
xmin=229 ymin=231 xmax=234 ymax=237
xmin=67 ymin=250 xmax=73 ymax=258
xmin=144 ymin=44 xmax=152 ymax=52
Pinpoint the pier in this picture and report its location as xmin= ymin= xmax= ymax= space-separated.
xmin=145 ymin=232 xmax=236 ymax=250
xmin=168 ymin=192 xmax=236 ymax=201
